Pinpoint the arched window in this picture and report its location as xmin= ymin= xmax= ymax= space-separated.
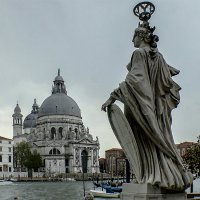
xmin=75 ymin=128 xmax=78 ymax=139
xmin=49 ymin=148 xmax=61 ymax=155
xmin=57 ymin=149 xmax=61 ymax=154
xmin=58 ymin=127 xmax=63 ymax=139
xmin=65 ymin=158 xmax=69 ymax=173
xmin=53 ymin=148 xmax=57 ymax=154
xmin=81 ymin=150 xmax=88 ymax=173
xmin=51 ymin=127 xmax=56 ymax=139
xmin=68 ymin=127 xmax=72 ymax=139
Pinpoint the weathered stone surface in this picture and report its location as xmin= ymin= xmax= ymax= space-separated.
xmin=121 ymin=183 xmax=187 ymax=200
xmin=102 ymin=2 xmax=193 ymax=191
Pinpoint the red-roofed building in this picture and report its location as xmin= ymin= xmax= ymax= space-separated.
xmin=105 ymin=148 xmax=126 ymax=176
xmin=176 ymin=142 xmax=194 ymax=157
xmin=0 ymin=136 xmax=12 ymax=141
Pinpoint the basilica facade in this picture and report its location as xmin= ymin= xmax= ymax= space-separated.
xmin=12 ymin=70 xmax=100 ymax=175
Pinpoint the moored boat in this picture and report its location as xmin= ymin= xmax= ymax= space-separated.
xmin=0 ymin=180 xmax=13 ymax=185
xmin=62 ymin=177 xmax=76 ymax=182
xmin=89 ymin=189 xmax=120 ymax=198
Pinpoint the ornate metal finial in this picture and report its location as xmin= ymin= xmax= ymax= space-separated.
xmin=58 ymin=68 xmax=60 ymax=76
xmin=133 ymin=1 xmax=155 ymax=22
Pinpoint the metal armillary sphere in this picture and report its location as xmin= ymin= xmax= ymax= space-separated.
xmin=133 ymin=1 xmax=155 ymax=22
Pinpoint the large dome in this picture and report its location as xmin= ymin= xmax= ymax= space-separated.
xmin=38 ymin=70 xmax=81 ymax=118
xmin=38 ymin=93 xmax=81 ymax=118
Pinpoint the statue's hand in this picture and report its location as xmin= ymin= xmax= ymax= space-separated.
xmin=101 ymin=97 xmax=115 ymax=112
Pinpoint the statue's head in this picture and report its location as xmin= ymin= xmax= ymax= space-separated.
xmin=132 ymin=2 xmax=158 ymax=49
xmin=133 ymin=21 xmax=159 ymax=48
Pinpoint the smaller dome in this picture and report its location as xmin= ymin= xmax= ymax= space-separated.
xmin=14 ymin=104 xmax=21 ymax=114
xmin=23 ymin=99 xmax=39 ymax=129
xmin=23 ymin=113 xmax=38 ymax=129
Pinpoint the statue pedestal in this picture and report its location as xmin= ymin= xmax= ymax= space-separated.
xmin=120 ymin=183 xmax=187 ymax=200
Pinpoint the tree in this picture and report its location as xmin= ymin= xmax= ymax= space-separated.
xmin=13 ymin=141 xmax=43 ymax=173
xmin=183 ymin=137 xmax=200 ymax=176
xmin=29 ymin=150 xmax=42 ymax=172
xmin=13 ymin=141 xmax=32 ymax=170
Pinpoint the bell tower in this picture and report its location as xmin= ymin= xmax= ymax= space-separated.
xmin=12 ymin=103 xmax=23 ymax=137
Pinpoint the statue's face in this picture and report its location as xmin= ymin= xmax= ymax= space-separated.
xmin=132 ymin=33 xmax=142 ymax=48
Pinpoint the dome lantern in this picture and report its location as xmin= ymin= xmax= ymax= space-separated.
xmin=52 ymin=69 xmax=67 ymax=94
xmin=32 ymin=98 xmax=39 ymax=114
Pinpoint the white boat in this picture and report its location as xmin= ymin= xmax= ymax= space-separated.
xmin=62 ymin=178 xmax=76 ymax=182
xmin=10 ymin=178 xmax=18 ymax=182
xmin=66 ymin=178 xmax=76 ymax=181
xmin=90 ymin=189 xmax=120 ymax=198
xmin=0 ymin=180 xmax=13 ymax=185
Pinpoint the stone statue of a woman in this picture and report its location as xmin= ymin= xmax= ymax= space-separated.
xmin=102 ymin=19 xmax=193 ymax=191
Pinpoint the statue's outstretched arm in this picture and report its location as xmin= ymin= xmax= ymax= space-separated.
xmin=101 ymin=96 xmax=116 ymax=112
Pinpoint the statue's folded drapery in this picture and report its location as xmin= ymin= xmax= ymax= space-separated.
xmin=110 ymin=47 xmax=193 ymax=190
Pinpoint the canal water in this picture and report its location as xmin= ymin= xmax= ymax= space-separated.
xmin=1 ymin=179 xmax=199 ymax=200
xmin=0 ymin=181 xmax=119 ymax=200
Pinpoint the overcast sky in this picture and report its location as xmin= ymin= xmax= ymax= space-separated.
xmin=0 ymin=0 xmax=199 ymax=157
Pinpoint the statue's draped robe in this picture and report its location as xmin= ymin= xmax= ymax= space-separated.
xmin=110 ymin=47 xmax=193 ymax=190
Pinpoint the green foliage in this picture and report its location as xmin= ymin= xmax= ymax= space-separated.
xmin=183 ymin=142 xmax=200 ymax=175
xmin=13 ymin=141 xmax=31 ymax=169
xmin=31 ymin=150 xmax=43 ymax=171
xmin=13 ymin=141 xmax=42 ymax=171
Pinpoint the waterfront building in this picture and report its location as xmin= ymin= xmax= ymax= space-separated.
xmin=176 ymin=141 xmax=194 ymax=157
xmin=12 ymin=70 xmax=100 ymax=175
xmin=105 ymin=148 xmax=126 ymax=177
xmin=0 ymin=136 xmax=13 ymax=179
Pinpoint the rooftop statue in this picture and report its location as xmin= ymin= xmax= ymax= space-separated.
xmin=102 ymin=1 xmax=193 ymax=191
